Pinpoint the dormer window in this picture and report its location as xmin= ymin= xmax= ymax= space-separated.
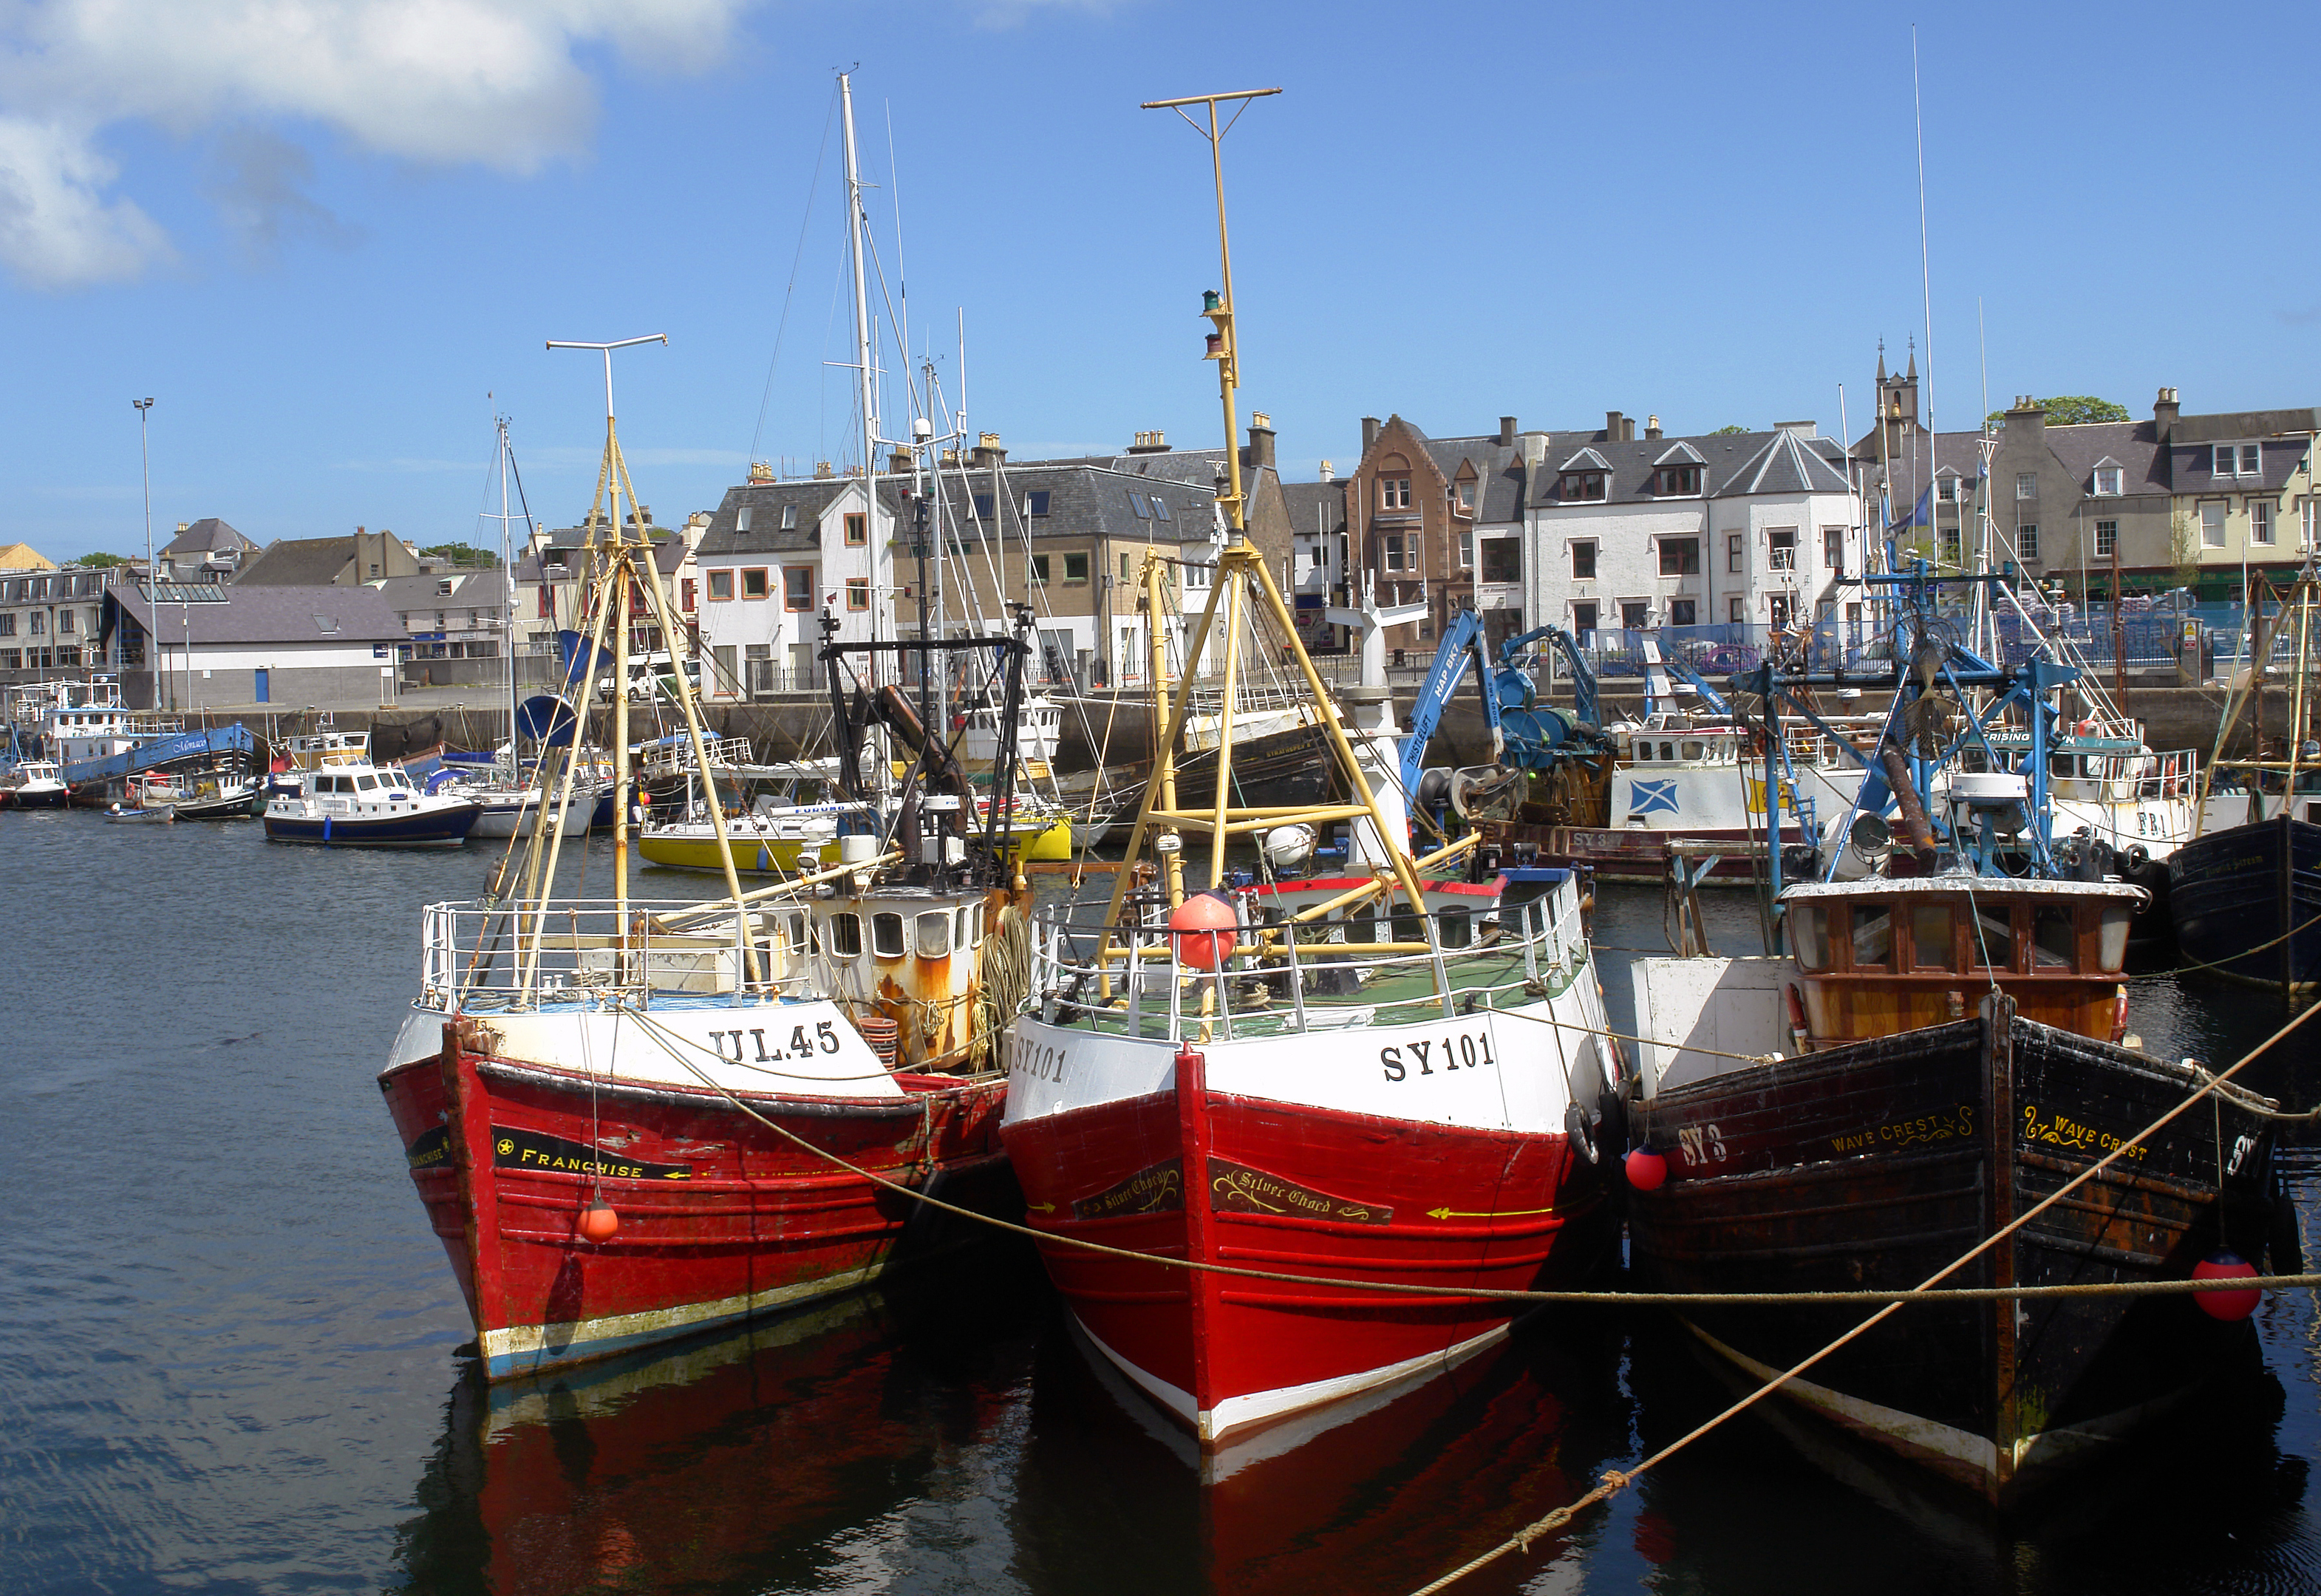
xmin=1561 ymin=471 xmax=1606 ymax=501
xmin=1934 ymin=476 xmax=1960 ymax=502
xmin=2092 ymin=465 xmax=2124 ymax=496
xmin=1456 ymin=480 xmax=1475 ymax=511
xmin=1655 ymin=465 xmax=1701 ymax=495
xmin=2214 ymin=443 xmax=2260 ymax=477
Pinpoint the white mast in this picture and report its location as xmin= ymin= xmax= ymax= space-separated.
xmin=841 ymin=72 xmax=882 ymax=651
xmin=497 ymin=413 xmax=518 ymax=758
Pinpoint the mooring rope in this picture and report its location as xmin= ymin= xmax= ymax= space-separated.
xmin=2132 ymin=909 xmax=2321 ymax=984
xmin=1403 ymin=992 xmax=2321 ymax=1596
xmin=607 ymin=997 xmax=2311 ymax=1313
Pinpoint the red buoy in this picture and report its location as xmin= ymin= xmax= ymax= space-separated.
xmin=578 ymin=1202 xmax=620 ymax=1243
xmin=1625 ymin=1147 xmax=1669 ymax=1192
xmin=1169 ymin=892 xmax=1239 ymax=972
xmin=2192 ymin=1251 xmax=2260 ymax=1320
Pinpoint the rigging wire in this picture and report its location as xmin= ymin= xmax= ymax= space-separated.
xmin=749 ymin=84 xmax=842 ymax=468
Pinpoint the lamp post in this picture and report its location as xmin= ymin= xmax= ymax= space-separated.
xmin=133 ymin=397 xmax=156 ymax=706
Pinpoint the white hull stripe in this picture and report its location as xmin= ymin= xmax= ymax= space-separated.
xmin=480 ymin=1261 xmax=888 ymax=1377
xmin=1074 ymin=1315 xmax=1513 ymax=1445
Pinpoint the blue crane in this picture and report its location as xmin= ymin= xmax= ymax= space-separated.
xmin=1398 ymin=613 xmax=1606 ymax=809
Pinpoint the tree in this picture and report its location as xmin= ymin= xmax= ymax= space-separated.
xmin=2168 ymin=509 xmax=2202 ymax=592
xmin=1710 ymin=423 xmax=1748 ymax=435
xmin=1986 ymin=395 xmax=2130 ymax=426
xmin=71 ymin=551 xmax=129 ymax=567
xmin=419 ymin=542 xmax=500 ymax=569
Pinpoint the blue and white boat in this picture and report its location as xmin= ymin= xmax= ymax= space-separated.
xmin=263 ymin=761 xmax=481 ymax=848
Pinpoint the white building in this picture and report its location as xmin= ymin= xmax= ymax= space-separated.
xmin=100 ymin=581 xmax=406 ymax=710
xmin=1524 ymin=417 xmax=1861 ymax=639
xmin=691 ymin=474 xmax=900 ymax=698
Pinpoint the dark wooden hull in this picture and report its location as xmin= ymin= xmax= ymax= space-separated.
xmin=2167 ymin=814 xmax=2321 ymax=992
xmin=1629 ymin=1004 xmax=2285 ymax=1503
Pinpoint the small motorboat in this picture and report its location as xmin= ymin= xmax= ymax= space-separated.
xmin=106 ymin=800 xmax=175 ymax=824
xmin=1 ymin=760 xmax=71 ymax=810
xmin=264 ymin=761 xmax=480 ymax=848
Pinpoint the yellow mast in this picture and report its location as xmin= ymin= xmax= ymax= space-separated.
xmin=1097 ymin=87 xmax=1430 ymax=966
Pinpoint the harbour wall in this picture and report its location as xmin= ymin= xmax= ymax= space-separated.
xmin=296 ymin=680 xmax=2291 ymax=771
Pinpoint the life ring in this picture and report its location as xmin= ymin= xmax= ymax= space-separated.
xmin=2075 ymin=719 xmax=2096 ymax=737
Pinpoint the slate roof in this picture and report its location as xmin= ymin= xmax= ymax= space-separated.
xmin=694 ymin=479 xmax=913 ymax=559
xmin=160 ymin=517 xmax=258 ymax=558
xmin=2161 ymin=429 xmax=2315 ymax=498
xmin=1280 ymin=479 xmax=1348 ymax=539
xmin=919 ymin=460 xmax=1217 ymax=545
xmin=1535 ymin=427 xmax=1851 ymax=507
xmin=2042 ymin=421 xmax=2168 ymax=497
xmin=372 ymin=570 xmax=511 ymax=615
xmin=235 ymin=537 xmax=359 ymax=586
xmin=102 ymin=582 xmax=403 ymax=647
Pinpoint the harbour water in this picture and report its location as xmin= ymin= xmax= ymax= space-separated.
xmin=4 ymin=811 xmax=2316 ymax=1595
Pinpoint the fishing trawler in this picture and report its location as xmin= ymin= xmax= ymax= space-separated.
xmin=1000 ymin=91 xmax=1620 ymax=1450
xmin=1623 ymin=572 xmax=2294 ymax=1504
xmin=378 ymin=108 xmax=1036 ymax=1378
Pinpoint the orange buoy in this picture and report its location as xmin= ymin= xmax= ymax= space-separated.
xmin=578 ymin=1202 xmax=620 ymax=1243
xmin=1625 ymin=1147 xmax=1669 ymax=1191
xmin=1169 ymin=891 xmax=1239 ymax=972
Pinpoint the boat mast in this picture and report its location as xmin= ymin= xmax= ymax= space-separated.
xmin=841 ymin=72 xmax=883 ymax=662
xmin=1095 ymin=87 xmax=1431 ymax=948
xmin=497 ymin=415 xmax=519 ymax=760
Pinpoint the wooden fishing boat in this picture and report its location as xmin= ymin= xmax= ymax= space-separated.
xmin=1001 ymin=117 xmax=1620 ymax=1448
xmin=379 ymin=282 xmax=1030 ymax=1381
xmin=1624 ymin=581 xmax=2298 ymax=1504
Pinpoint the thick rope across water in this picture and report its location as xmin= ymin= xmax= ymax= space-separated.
xmin=612 ymin=1000 xmax=2311 ymax=1310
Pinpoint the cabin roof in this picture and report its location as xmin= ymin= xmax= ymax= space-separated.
xmin=1780 ymin=876 xmax=2146 ymax=902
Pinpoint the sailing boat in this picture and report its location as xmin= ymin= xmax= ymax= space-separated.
xmin=376 ymin=331 xmax=1026 ymax=1380
xmin=998 ymin=90 xmax=1621 ymax=1449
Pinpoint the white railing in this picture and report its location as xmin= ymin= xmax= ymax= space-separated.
xmin=419 ymin=896 xmax=826 ymax=1012
xmin=641 ymin=735 xmax=755 ymax=779
xmin=1027 ymin=883 xmax=1587 ymax=1043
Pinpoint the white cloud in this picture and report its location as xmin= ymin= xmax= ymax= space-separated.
xmin=0 ymin=115 xmax=170 ymax=286
xmin=0 ymin=0 xmax=754 ymax=287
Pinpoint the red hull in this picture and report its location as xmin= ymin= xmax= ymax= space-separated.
xmin=379 ymin=1018 xmax=1016 ymax=1377
xmin=998 ymin=1048 xmax=1613 ymax=1444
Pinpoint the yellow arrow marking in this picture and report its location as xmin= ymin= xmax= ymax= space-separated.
xmin=1026 ymin=1200 xmax=1057 ymax=1215
xmin=1428 ymin=1205 xmax=1558 ymax=1221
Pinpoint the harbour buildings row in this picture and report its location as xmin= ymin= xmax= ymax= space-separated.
xmin=4 ymin=364 xmax=2317 ymax=706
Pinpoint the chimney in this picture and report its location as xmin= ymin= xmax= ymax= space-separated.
xmin=887 ymin=449 xmax=912 ymax=474
xmin=1645 ymin=415 xmax=1662 ymax=441
xmin=813 ymin=460 xmax=834 ymax=480
xmin=1128 ymin=429 xmax=1169 ymax=454
xmin=1361 ymin=415 xmax=1381 ymax=454
xmin=749 ymin=460 xmax=774 ymax=482
xmin=176 ymin=521 xmax=189 ymax=533
xmin=971 ymin=431 xmax=1006 ymax=468
xmin=1246 ymin=411 xmax=1276 ymax=471
xmin=1499 ymin=415 xmax=1517 ymax=447
xmin=1318 ymin=459 xmax=1334 ymax=482
xmin=2154 ymin=386 xmax=2180 ymax=444
xmin=1605 ymin=410 xmax=1623 ymax=442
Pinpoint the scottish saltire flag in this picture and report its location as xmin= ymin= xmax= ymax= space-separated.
xmin=1630 ymin=779 xmax=1680 ymax=816
xmin=1888 ymin=486 xmax=1932 ymax=533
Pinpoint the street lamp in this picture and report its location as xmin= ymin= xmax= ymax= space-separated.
xmin=133 ymin=397 xmax=155 ymax=706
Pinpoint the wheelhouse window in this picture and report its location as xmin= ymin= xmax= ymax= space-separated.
xmin=2031 ymin=905 xmax=2076 ymax=971
xmin=916 ymin=911 xmax=952 ymax=958
xmin=828 ymin=913 xmax=863 ymax=957
xmin=1909 ymin=902 xmax=1956 ymax=970
xmin=2097 ymin=904 xmax=2132 ymax=972
xmin=1794 ymin=904 xmax=1830 ymax=971
xmin=871 ymin=913 xmax=906 ymax=958
xmin=1847 ymin=903 xmax=1894 ymax=970
xmin=1971 ymin=905 xmax=2016 ymax=969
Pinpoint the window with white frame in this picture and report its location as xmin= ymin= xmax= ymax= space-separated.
xmin=1767 ymin=527 xmax=1796 ymax=570
xmin=2252 ymin=500 xmax=2273 ymax=545
xmin=2095 ymin=520 xmax=2118 ymax=557
xmin=2303 ymin=497 xmax=2318 ymax=550
xmin=1384 ymin=533 xmax=1408 ymax=571
xmin=2093 ymin=466 xmax=2123 ymax=496
xmin=1935 ymin=477 xmax=1958 ymax=502
xmin=1456 ymin=481 xmax=1474 ymax=510
xmin=2018 ymin=525 xmax=2039 ymax=561
xmin=2201 ymin=501 xmax=2226 ymax=548
xmin=2016 ymin=472 xmax=2037 ymax=500
xmin=1940 ymin=526 xmax=1962 ymax=565
xmin=1379 ymin=476 xmax=1411 ymax=511
xmin=1459 ymin=530 xmax=1473 ymax=568
xmin=2214 ymin=443 xmax=2262 ymax=478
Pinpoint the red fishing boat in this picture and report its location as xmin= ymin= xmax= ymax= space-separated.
xmin=999 ymin=106 xmax=1620 ymax=1443
xmin=379 ymin=333 xmax=1032 ymax=1380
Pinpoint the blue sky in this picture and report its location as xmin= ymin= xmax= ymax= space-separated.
xmin=4 ymin=0 xmax=2316 ymax=563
